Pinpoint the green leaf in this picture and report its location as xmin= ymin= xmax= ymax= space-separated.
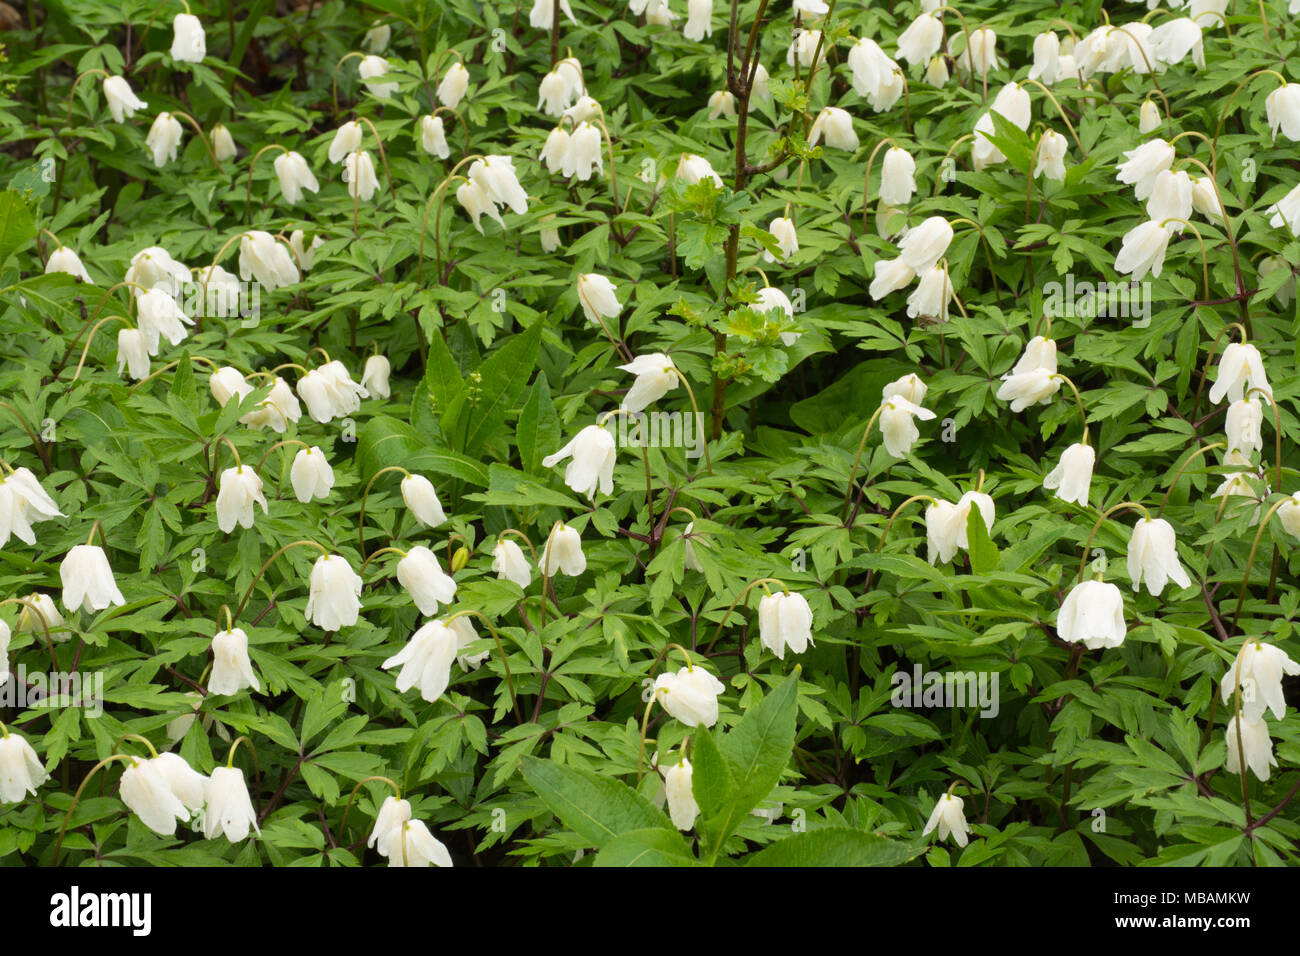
xmin=0 ymin=189 xmax=37 ymax=269
xmin=519 ymin=755 xmax=675 ymax=848
xmin=745 ymin=829 xmax=925 ymax=867
xmin=355 ymin=414 xmax=490 ymax=486
xmin=442 ymin=316 xmax=543 ymax=455
xmin=593 ymin=828 xmax=700 ymax=866
xmin=967 ymin=505 xmax=998 ymax=575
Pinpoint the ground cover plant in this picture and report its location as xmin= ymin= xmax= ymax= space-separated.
xmin=2 ymin=0 xmax=1300 ymax=867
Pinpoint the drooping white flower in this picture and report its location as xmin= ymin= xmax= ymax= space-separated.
xmin=1114 ymin=220 xmax=1173 ymax=282
xmin=328 ymin=121 xmax=363 ymax=164
xmin=880 ymin=147 xmax=916 ymax=206
xmin=361 ymin=354 xmax=391 ymax=399
xmin=1225 ymin=397 xmax=1264 ymax=456
xmin=1222 ymin=640 xmax=1300 ymax=723
xmin=16 ymin=593 xmax=65 ymax=642
xmin=576 ymin=272 xmax=621 ymax=325
xmin=362 ymin=20 xmax=391 ymax=53
xmin=170 ymin=13 xmax=206 ymax=62
xmin=922 ymin=792 xmax=971 ymax=846
xmin=419 ymin=114 xmax=450 ymax=159
xmin=788 ymin=29 xmax=826 ymax=70
xmin=619 ymin=353 xmax=678 ymax=414
xmin=470 ymin=155 xmax=528 ymax=214
xmin=116 ymin=328 xmax=150 ymax=380
xmin=757 ymin=591 xmax=814 ymax=659
xmin=342 ymin=150 xmax=380 ymax=201
xmin=683 ymin=0 xmax=713 ymax=41
xmin=492 ymin=538 xmax=532 ymax=588
xmin=239 ymin=229 xmax=299 ymax=291
xmin=539 ymin=523 xmax=585 ymax=577
xmin=707 ymin=90 xmax=736 ymax=120
xmin=1043 ymin=443 xmax=1095 ymax=507
xmin=45 ymin=246 xmax=92 ymax=283
xmin=765 ymin=217 xmax=798 ymax=263
xmin=203 ymin=766 xmax=260 ymax=842
xmin=676 ymin=153 xmax=723 ymax=188
xmin=209 ymin=626 xmax=261 ymax=696
xmin=60 ymin=544 xmax=126 ymax=613
xmin=543 ymin=426 xmax=617 ymax=499
xmin=119 ymin=758 xmax=190 ymax=835
xmin=879 ymin=396 xmax=936 ymax=458
xmin=383 ymin=819 xmax=454 ymax=867
xmin=215 ymin=466 xmax=268 ymax=533
xmin=1146 ymin=169 xmax=1194 ymax=232
xmin=0 ymin=731 xmax=48 ymax=803
xmin=956 ymin=27 xmax=999 ymax=77
xmin=396 ymin=546 xmax=458 ymax=616
xmin=368 ymin=796 xmax=411 ymax=857
xmin=0 ymin=467 xmax=64 ymax=549
xmin=306 ymin=554 xmax=363 ymax=631
xmin=1127 ymin=517 xmax=1191 ymax=596
xmin=1034 ymin=130 xmax=1069 ymax=182
xmin=145 ymin=112 xmax=184 ymax=167
xmin=135 ymin=288 xmax=193 ymax=354
xmin=664 ymin=757 xmax=699 ymax=830
xmin=1209 ymin=342 xmax=1270 ymax=406
xmin=906 ymin=267 xmax=953 ymax=322
xmin=239 ymin=377 xmax=301 ymax=433
xmin=896 ymin=14 xmax=943 ymax=66
xmin=809 ymin=107 xmax=859 ymax=152
xmin=358 ymin=55 xmax=398 ymax=98
xmin=273 ymin=150 xmax=319 ymax=205
xmin=1224 ymin=715 xmax=1277 ymax=781
xmin=898 ymin=216 xmax=954 ymax=273
xmin=529 ymin=0 xmax=576 ymax=27
xmin=209 ymin=367 xmax=253 ymax=408
xmin=653 ymin=665 xmax=725 ymax=727
xmin=400 ymin=474 xmax=446 ymax=528
xmin=1057 ymin=580 xmax=1126 ymax=649
xmin=290 ymin=446 xmax=335 ymax=502
xmin=1139 ymin=99 xmax=1161 ymax=133
xmin=869 ymin=257 xmax=916 ymax=300
xmin=103 ymin=75 xmax=147 ymax=123
xmin=1028 ymin=31 xmax=1061 ymax=83
xmin=383 ymin=619 xmax=459 ymax=703
xmin=1116 ymin=138 xmax=1175 ymax=200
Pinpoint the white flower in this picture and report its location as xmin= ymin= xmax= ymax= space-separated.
xmin=676 ymin=153 xmax=723 ymax=188
xmin=540 ymin=127 xmax=571 ymax=175
xmin=116 ymin=328 xmax=150 ymax=380
xmin=788 ymin=29 xmax=826 ymax=69
xmin=136 ymin=288 xmax=193 ymax=354
xmin=361 ymin=354 xmax=391 ymax=399
xmin=1114 ymin=220 xmax=1173 ymax=282
xmin=209 ymin=367 xmax=252 ymax=408
xmin=530 ymin=0 xmax=576 ymax=28
xmin=793 ymin=0 xmax=828 ymax=14
xmin=290 ymin=446 xmax=334 ymax=502
xmin=880 ymin=147 xmax=916 ymax=206
xmin=924 ymin=499 xmax=961 ymax=565
xmin=1139 ymin=99 xmax=1161 ymax=133
xmin=328 ymin=121 xmax=363 ymax=164
xmin=576 ymin=273 xmax=621 ymax=324
xmin=493 ymin=539 xmax=532 ymax=588
xmin=358 ymin=55 xmax=398 ymax=98
xmin=563 ymin=122 xmax=603 ymax=180
xmin=1190 ymin=176 xmax=1222 ymax=224
xmin=846 ymin=37 xmax=902 ymax=110
xmin=401 ymin=474 xmax=446 ymax=528
xmin=907 ymin=267 xmax=953 ymax=321
xmin=1028 ymin=31 xmax=1061 ymax=83
xmin=45 ymin=246 xmax=91 ymax=282
xmin=924 ymin=55 xmax=949 ymax=86
xmin=707 ymin=90 xmax=736 ymax=119
xmin=456 ymin=179 xmax=504 ymax=233
xmin=383 ymin=619 xmax=459 ymax=702
xmin=997 ymin=368 xmax=1062 ymax=412
xmin=1225 ymin=397 xmax=1264 ymax=456
xmin=210 ymin=124 xmax=236 ymax=162
xmin=684 ymin=0 xmax=713 ymax=40
xmin=203 ymin=766 xmax=260 ymax=842
xmin=1267 ymin=84 xmax=1300 ymax=142
xmin=898 ymin=216 xmax=954 ymax=273
xmin=1043 ymin=443 xmax=1095 ymax=507
xmin=538 ymin=71 xmax=574 ymax=116
xmin=384 ymin=819 xmax=453 ymax=867
xmin=343 ymin=150 xmax=380 ymax=201
xmin=1222 ymin=640 xmax=1300 ymax=723
xmin=471 ymin=155 xmax=528 ymax=214
xmin=1151 ymin=17 xmax=1204 ymax=68
xmin=879 ymin=396 xmax=936 ymax=458
xmin=1034 ymin=130 xmax=1068 ymax=182
xmin=170 ymin=13 xmax=206 ymax=62
xmin=0 ymin=467 xmax=64 ymax=548
xmin=751 ymin=62 xmax=771 ymax=100
xmin=273 ymin=150 xmax=319 ymax=205
xmin=765 ymin=216 xmax=798 ymax=262
xmin=664 ymin=758 xmax=699 ymax=830
xmin=619 ymin=353 xmax=678 ymax=413
xmin=896 ymin=14 xmax=943 ymax=65
xmin=125 ymin=246 xmax=190 ymax=296
xmin=1267 ymin=183 xmax=1300 ymax=232
xmin=809 ymin=107 xmax=858 ymax=151
xmin=215 ymin=466 xmax=268 ymax=533
xmin=755 ymin=287 xmax=798 ymax=343
xmin=103 ymin=75 xmax=147 ymax=123
xmin=543 ymin=426 xmax=617 ymax=499
xmin=539 ymin=523 xmax=585 ymax=577
xmin=757 ymin=591 xmax=814 ymax=659
xmin=1127 ymin=517 xmax=1191 ymax=596
xmin=1224 ymin=715 xmax=1276 ymax=781
xmin=869 ymin=257 xmax=916 ymax=300
xmin=145 ymin=112 xmax=183 ymax=167
xmin=239 ymin=229 xmax=299 ymax=291
xmin=1209 ymin=342 xmax=1270 ymax=406
xmin=1116 ymin=138 xmax=1175 ymax=200
xmin=883 ymin=373 xmax=927 ymax=405
xmin=1146 ymin=170 xmax=1193 ymax=232
xmin=240 ymin=377 xmax=301 ymax=433
xmin=1057 ymin=580 xmax=1126 ymax=649
xmin=922 ymin=792 xmax=971 ymax=846
xmin=60 ymin=544 xmax=126 ymax=613
xmin=297 ymin=362 xmax=366 ymax=423
xmin=450 ymin=615 xmax=488 ymax=671
xmin=562 ymin=94 xmax=602 ymax=126
xmin=119 ymin=758 xmax=190 ymax=835
xmin=0 ymin=732 xmax=48 ymax=803
xmin=209 ymin=627 xmax=260 ymax=695
xmin=419 ymin=114 xmax=449 ymax=159
xmin=1278 ymin=493 xmax=1300 ymax=542
xmin=368 ymin=796 xmax=411 ymax=856
xmin=306 ymin=554 xmax=363 ymax=631
xmin=396 ymin=546 xmax=458 ymax=616
xmin=16 ymin=593 xmax=65 ymax=642
xmin=363 ymin=21 xmax=391 ymax=53
xmin=957 ymin=27 xmax=999 ymax=76
xmin=653 ymin=665 xmax=725 ymax=727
